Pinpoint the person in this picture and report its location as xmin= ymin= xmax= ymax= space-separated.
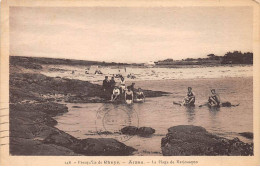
xmin=129 ymin=83 xmax=135 ymax=93
xmin=120 ymin=76 xmax=126 ymax=93
xmin=136 ymin=88 xmax=145 ymax=102
xmin=208 ymin=89 xmax=220 ymax=107
xmin=125 ymin=86 xmax=134 ymax=104
xmin=110 ymin=77 xmax=116 ymax=90
xmin=182 ymin=87 xmax=195 ymax=106
xmin=102 ymin=76 xmax=110 ymax=92
xmin=111 ymin=86 xmax=120 ymax=101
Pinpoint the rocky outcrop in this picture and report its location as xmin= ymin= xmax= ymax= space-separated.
xmin=10 ymin=102 xmax=136 ymax=156
xmin=10 ymin=71 xmax=170 ymax=104
xmin=10 ymin=137 xmax=79 ymax=156
xmin=121 ymin=126 xmax=155 ymax=137
xmin=161 ymin=125 xmax=253 ymax=156
xmin=239 ymin=132 xmax=253 ymax=139
xmin=11 ymin=102 xmax=68 ymax=117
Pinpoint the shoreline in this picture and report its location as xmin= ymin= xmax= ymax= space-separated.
xmin=9 ymin=59 xmax=170 ymax=155
xmin=9 ymin=56 xmax=253 ymax=156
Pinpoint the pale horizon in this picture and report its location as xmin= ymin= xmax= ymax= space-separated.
xmin=10 ymin=7 xmax=253 ymax=63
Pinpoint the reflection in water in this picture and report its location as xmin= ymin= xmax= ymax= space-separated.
xmin=185 ymin=106 xmax=196 ymax=122
xmin=209 ymin=106 xmax=220 ymax=115
xmin=97 ymin=103 xmax=139 ymax=133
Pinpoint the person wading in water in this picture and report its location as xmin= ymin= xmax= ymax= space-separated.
xmin=182 ymin=87 xmax=195 ymax=106
xmin=208 ymin=89 xmax=221 ymax=107
xmin=125 ymin=86 xmax=133 ymax=104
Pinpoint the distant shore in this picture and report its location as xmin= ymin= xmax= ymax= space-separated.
xmin=10 ymin=56 xmax=253 ymax=69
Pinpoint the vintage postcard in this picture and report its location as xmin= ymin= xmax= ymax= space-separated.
xmin=0 ymin=0 xmax=260 ymax=166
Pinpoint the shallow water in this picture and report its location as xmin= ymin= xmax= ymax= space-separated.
xmin=53 ymin=68 xmax=253 ymax=156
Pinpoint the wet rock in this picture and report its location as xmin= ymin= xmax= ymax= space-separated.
xmin=239 ymin=132 xmax=253 ymax=139
xmin=42 ymin=128 xmax=136 ymax=156
xmin=121 ymin=126 xmax=139 ymax=135
xmin=161 ymin=125 xmax=253 ymax=156
xmin=121 ymin=126 xmax=155 ymax=137
xmin=143 ymin=89 xmax=170 ymax=98
xmin=11 ymin=102 xmax=68 ymax=117
xmin=137 ymin=127 xmax=155 ymax=137
xmin=72 ymin=106 xmax=82 ymax=108
xmin=43 ymin=130 xmax=82 ymax=151
xmin=78 ymin=138 xmax=136 ymax=156
xmin=221 ymin=102 xmax=232 ymax=107
xmin=65 ymin=95 xmax=106 ymax=103
xmin=10 ymin=137 xmax=79 ymax=156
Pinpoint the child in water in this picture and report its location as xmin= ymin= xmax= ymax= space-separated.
xmin=208 ymin=89 xmax=220 ymax=107
xmin=182 ymin=87 xmax=195 ymax=106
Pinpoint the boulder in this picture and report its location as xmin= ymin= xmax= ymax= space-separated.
xmin=121 ymin=126 xmax=156 ymax=137
xmin=78 ymin=138 xmax=136 ymax=156
xmin=43 ymin=129 xmax=136 ymax=156
xmin=161 ymin=125 xmax=253 ymax=156
xmin=137 ymin=127 xmax=155 ymax=137
xmin=121 ymin=126 xmax=139 ymax=135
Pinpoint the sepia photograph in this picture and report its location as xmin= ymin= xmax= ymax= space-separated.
xmin=1 ymin=0 xmax=260 ymax=166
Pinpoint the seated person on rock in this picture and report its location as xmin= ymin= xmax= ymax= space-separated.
xmin=111 ymin=86 xmax=120 ymax=101
xmin=208 ymin=89 xmax=220 ymax=107
xmin=182 ymin=87 xmax=195 ymax=106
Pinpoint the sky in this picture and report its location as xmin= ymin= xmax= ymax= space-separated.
xmin=10 ymin=7 xmax=253 ymax=63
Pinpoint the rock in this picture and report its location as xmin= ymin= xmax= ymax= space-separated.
xmin=10 ymin=137 xmax=79 ymax=156
xmin=221 ymin=102 xmax=232 ymax=107
xmin=11 ymin=102 xmax=68 ymax=117
xmin=121 ymin=126 xmax=155 ymax=137
xmin=239 ymin=132 xmax=253 ymax=139
xmin=137 ymin=127 xmax=155 ymax=137
xmin=72 ymin=106 xmax=82 ymax=108
xmin=121 ymin=126 xmax=139 ymax=135
xmin=43 ymin=129 xmax=83 ymax=151
xmin=43 ymin=127 xmax=136 ymax=156
xmin=143 ymin=89 xmax=170 ymax=98
xmin=78 ymin=138 xmax=136 ymax=156
xmin=161 ymin=125 xmax=253 ymax=156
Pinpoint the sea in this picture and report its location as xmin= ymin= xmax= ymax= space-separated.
xmin=42 ymin=65 xmax=253 ymax=156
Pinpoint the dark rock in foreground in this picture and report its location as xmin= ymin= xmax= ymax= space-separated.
xmin=42 ymin=129 xmax=136 ymax=156
xmin=10 ymin=103 xmax=136 ymax=156
xmin=11 ymin=102 xmax=68 ymax=117
xmin=239 ymin=132 xmax=253 ymax=139
xmin=121 ymin=126 xmax=155 ymax=137
xmin=161 ymin=125 xmax=253 ymax=156
xmin=78 ymin=138 xmax=136 ymax=156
